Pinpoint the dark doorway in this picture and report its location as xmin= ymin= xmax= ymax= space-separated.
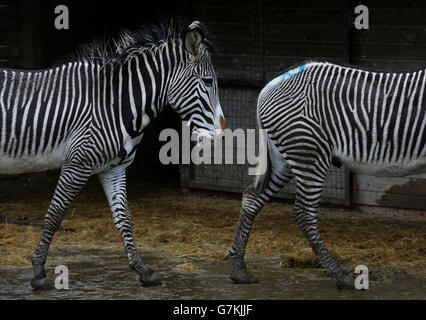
xmin=36 ymin=0 xmax=188 ymax=185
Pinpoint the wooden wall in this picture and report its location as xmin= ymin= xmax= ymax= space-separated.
xmin=0 ymin=0 xmax=42 ymax=69
xmin=0 ymin=0 xmax=21 ymax=68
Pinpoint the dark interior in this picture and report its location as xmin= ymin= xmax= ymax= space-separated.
xmin=36 ymin=0 xmax=187 ymax=184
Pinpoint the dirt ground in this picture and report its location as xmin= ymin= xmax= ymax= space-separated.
xmin=0 ymin=171 xmax=425 ymax=299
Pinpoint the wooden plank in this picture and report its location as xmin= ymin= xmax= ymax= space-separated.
xmin=354 ymin=26 xmax=426 ymax=44
xmin=0 ymin=0 xmax=19 ymax=67
xmin=354 ymin=190 xmax=426 ymax=210
xmin=264 ymin=7 xmax=344 ymax=25
xmin=264 ymin=23 xmax=344 ymax=42
xmin=263 ymin=0 xmax=344 ymax=9
xmin=202 ymin=22 xmax=260 ymax=40
xmin=351 ymin=58 xmax=426 ymax=71
xmin=0 ymin=32 xmax=19 ymax=44
xmin=366 ymin=8 xmax=426 ymax=26
xmin=214 ymin=54 xmax=263 ymax=80
xmin=354 ymin=173 xmax=426 ymax=210
xmin=352 ymin=42 xmax=426 ymax=60
xmin=211 ymin=39 xmax=262 ymax=55
xmin=192 ymin=2 xmax=258 ymax=23
xmin=264 ymin=42 xmax=344 ymax=57
xmin=355 ymin=174 xmax=426 ymax=195
xmin=355 ymin=0 xmax=425 ymax=7
xmin=192 ymin=0 xmax=256 ymax=7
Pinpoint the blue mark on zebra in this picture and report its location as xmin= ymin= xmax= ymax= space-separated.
xmin=263 ymin=64 xmax=306 ymax=90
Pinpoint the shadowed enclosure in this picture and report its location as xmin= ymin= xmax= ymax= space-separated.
xmin=0 ymin=0 xmax=425 ymax=299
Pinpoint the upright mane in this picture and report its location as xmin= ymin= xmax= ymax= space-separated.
xmin=66 ymin=18 xmax=215 ymax=67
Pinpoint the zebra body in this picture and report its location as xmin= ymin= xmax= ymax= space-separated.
xmin=259 ymin=62 xmax=426 ymax=177
xmin=0 ymin=64 xmax=91 ymax=174
xmin=230 ymin=61 xmax=425 ymax=288
xmin=0 ymin=61 xmax=156 ymax=175
xmin=1 ymin=21 xmax=225 ymax=289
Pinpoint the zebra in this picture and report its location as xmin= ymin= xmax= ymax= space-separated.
xmin=0 ymin=20 xmax=225 ymax=289
xmin=229 ymin=61 xmax=425 ymax=289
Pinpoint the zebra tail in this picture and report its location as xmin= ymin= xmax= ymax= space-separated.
xmin=254 ymin=111 xmax=271 ymax=193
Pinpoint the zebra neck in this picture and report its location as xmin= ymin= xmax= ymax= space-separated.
xmin=110 ymin=43 xmax=185 ymax=137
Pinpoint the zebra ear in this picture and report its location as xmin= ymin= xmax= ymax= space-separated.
xmin=184 ymin=21 xmax=206 ymax=56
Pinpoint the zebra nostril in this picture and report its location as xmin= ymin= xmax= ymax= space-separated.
xmin=220 ymin=115 xmax=226 ymax=131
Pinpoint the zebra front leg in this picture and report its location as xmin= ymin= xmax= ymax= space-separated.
xmin=31 ymin=164 xmax=91 ymax=290
xmin=229 ymin=184 xmax=269 ymax=284
xmin=98 ymin=167 xmax=161 ymax=287
xmin=294 ymin=176 xmax=354 ymax=289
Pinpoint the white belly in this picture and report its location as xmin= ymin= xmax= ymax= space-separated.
xmin=334 ymin=153 xmax=426 ymax=177
xmin=0 ymin=147 xmax=67 ymax=174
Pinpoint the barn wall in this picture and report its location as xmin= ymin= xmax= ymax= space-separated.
xmin=0 ymin=1 xmax=18 ymax=68
xmin=184 ymin=0 xmax=350 ymax=204
xmin=350 ymin=0 xmax=426 ymax=211
xmin=0 ymin=1 xmax=183 ymax=185
xmin=0 ymin=1 xmax=424 ymax=211
xmin=0 ymin=0 xmax=42 ymax=69
xmin=183 ymin=0 xmax=426 ymax=212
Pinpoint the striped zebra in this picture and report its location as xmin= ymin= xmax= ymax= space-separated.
xmin=229 ymin=61 xmax=425 ymax=289
xmin=0 ymin=20 xmax=225 ymax=289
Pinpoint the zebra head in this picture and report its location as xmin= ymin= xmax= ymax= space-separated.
xmin=168 ymin=21 xmax=225 ymax=144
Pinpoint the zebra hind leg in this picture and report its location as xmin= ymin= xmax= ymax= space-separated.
xmin=31 ymin=163 xmax=91 ymax=290
xmin=229 ymin=151 xmax=293 ymax=284
xmin=293 ymin=170 xmax=355 ymax=289
xmin=98 ymin=167 xmax=161 ymax=287
xmin=229 ymin=184 xmax=268 ymax=284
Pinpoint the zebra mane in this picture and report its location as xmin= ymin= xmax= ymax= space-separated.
xmin=66 ymin=18 xmax=215 ymax=67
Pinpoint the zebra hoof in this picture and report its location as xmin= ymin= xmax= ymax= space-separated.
xmin=230 ymin=268 xmax=259 ymax=284
xmin=336 ymin=270 xmax=355 ymax=290
xmin=31 ymin=275 xmax=53 ymax=290
xmin=139 ymin=268 xmax=161 ymax=287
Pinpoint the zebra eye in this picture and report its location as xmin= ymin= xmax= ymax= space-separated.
xmin=202 ymin=77 xmax=213 ymax=87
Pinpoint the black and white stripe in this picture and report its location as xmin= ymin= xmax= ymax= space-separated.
xmin=229 ymin=61 xmax=425 ymax=288
xmin=0 ymin=20 xmax=225 ymax=288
